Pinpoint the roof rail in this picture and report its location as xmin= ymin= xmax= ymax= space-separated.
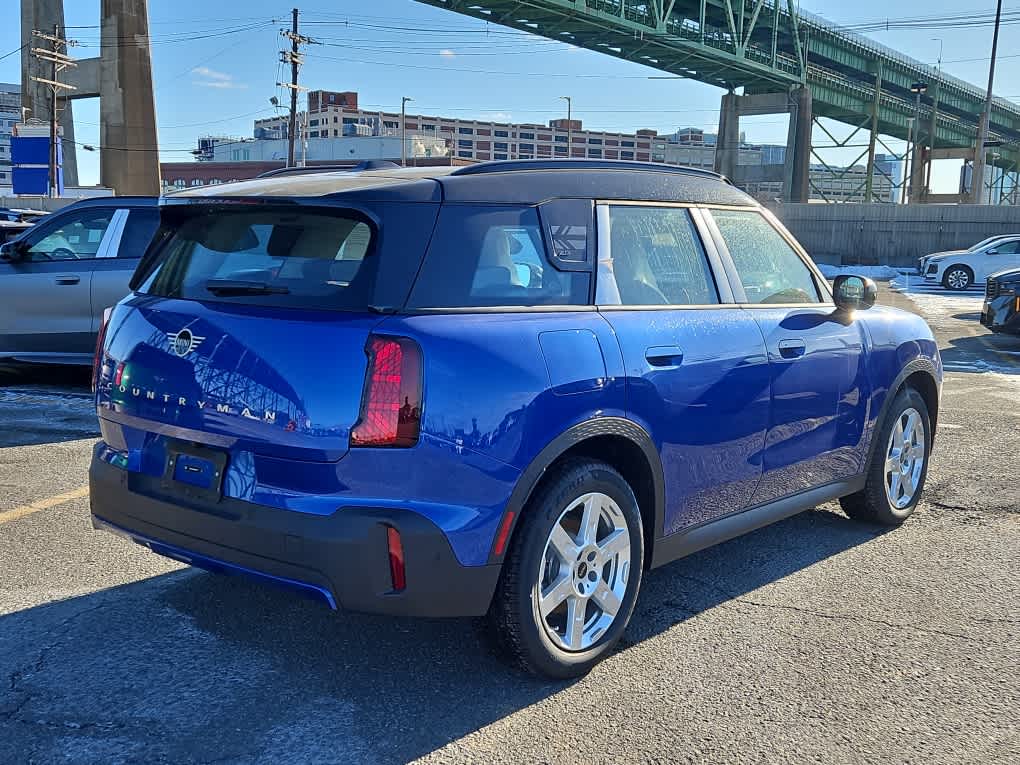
xmin=449 ymin=159 xmax=729 ymax=182
xmin=257 ymin=160 xmax=401 ymax=179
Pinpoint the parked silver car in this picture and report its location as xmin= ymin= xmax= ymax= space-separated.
xmin=0 ymin=197 xmax=159 ymax=366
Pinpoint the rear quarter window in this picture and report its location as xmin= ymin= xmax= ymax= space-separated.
xmin=406 ymin=205 xmax=589 ymax=309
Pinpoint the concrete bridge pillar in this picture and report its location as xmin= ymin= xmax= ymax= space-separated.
xmin=713 ymin=86 xmax=812 ymax=203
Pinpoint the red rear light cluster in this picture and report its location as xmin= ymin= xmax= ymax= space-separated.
xmin=350 ymin=335 xmax=423 ymax=448
xmin=386 ymin=526 xmax=406 ymax=592
xmin=92 ymin=307 xmax=113 ymax=392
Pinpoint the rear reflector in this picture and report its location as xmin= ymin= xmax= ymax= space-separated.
xmin=350 ymin=335 xmax=423 ymax=448
xmin=92 ymin=307 xmax=113 ymax=392
xmin=493 ymin=511 xmax=516 ymax=557
xmin=386 ymin=526 xmax=406 ymax=592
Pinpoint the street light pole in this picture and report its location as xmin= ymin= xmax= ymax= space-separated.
xmin=559 ymin=96 xmax=572 ymax=158
xmin=401 ymin=96 xmax=413 ymax=167
xmin=909 ymin=82 xmax=927 ymax=203
xmin=972 ymin=0 xmax=1003 ymax=204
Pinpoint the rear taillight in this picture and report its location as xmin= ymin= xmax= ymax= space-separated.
xmin=350 ymin=335 xmax=422 ymax=448
xmin=92 ymin=307 xmax=113 ymax=392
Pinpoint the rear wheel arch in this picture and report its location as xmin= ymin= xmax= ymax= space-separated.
xmin=491 ymin=418 xmax=664 ymax=568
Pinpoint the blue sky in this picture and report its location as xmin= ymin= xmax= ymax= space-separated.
xmin=1 ymin=0 xmax=1016 ymax=192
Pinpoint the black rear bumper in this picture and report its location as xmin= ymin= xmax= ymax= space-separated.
xmin=89 ymin=449 xmax=500 ymax=617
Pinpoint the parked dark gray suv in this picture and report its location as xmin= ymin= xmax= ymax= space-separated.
xmin=0 ymin=197 xmax=159 ymax=366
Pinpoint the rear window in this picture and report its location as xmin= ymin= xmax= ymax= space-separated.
xmin=406 ymin=205 xmax=589 ymax=308
xmin=143 ymin=209 xmax=378 ymax=311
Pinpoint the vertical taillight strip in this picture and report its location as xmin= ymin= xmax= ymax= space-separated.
xmin=350 ymin=335 xmax=423 ymax=448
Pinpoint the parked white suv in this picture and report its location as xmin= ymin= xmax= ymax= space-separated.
xmin=923 ymin=236 xmax=1020 ymax=291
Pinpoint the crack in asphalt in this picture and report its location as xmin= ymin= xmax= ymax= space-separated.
xmin=2 ymin=601 xmax=114 ymax=731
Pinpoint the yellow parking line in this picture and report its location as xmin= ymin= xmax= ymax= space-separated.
xmin=0 ymin=486 xmax=89 ymax=525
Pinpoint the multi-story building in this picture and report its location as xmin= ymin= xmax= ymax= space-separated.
xmin=0 ymin=83 xmax=21 ymax=187
xmin=195 ymin=135 xmax=245 ymax=162
xmin=253 ymin=90 xmax=660 ymax=163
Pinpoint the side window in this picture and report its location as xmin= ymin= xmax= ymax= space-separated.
xmin=600 ymin=206 xmax=718 ymax=306
xmin=711 ymin=209 xmax=822 ymax=304
xmin=26 ymin=210 xmax=113 ymax=262
xmin=117 ymin=209 xmax=160 ymax=259
xmin=407 ymin=205 xmax=589 ymax=308
xmin=992 ymin=240 xmax=1020 ymax=255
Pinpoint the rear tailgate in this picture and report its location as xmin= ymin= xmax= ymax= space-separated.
xmin=97 ymin=297 xmax=382 ymax=462
xmin=95 ymin=200 xmax=438 ymax=476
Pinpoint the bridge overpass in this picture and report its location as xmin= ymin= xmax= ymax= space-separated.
xmin=417 ymin=0 xmax=1020 ymax=203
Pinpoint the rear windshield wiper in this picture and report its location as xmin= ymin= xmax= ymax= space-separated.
xmin=205 ymin=279 xmax=290 ymax=296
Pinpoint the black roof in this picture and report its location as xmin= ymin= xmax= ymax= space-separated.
xmin=56 ymin=196 xmax=160 ymax=212
xmin=172 ymin=160 xmax=756 ymax=208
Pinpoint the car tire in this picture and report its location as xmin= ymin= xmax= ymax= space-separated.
xmin=487 ymin=458 xmax=644 ymax=679
xmin=942 ymin=265 xmax=973 ymax=291
xmin=841 ymin=387 xmax=932 ymax=526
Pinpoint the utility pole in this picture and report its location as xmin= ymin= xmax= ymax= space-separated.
xmin=31 ymin=26 xmax=77 ymax=197
xmin=278 ymin=9 xmax=317 ymax=168
xmin=972 ymin=0 xmax=1003 ymax=204
xmin=559 ymin=96 xmax=572 ymax=158
xmin=401 ymin=96 xmax=413 ymax=167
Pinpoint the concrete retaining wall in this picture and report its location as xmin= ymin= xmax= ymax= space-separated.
xmin=772 ymin=204 xmax=1020 ymax=267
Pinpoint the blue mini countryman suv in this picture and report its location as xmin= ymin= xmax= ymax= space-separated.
xmin=90 ymin=160 xmax=942 ymax=678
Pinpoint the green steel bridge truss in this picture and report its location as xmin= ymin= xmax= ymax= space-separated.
xmin=416 ymin=0 xmax=1020 ymax=171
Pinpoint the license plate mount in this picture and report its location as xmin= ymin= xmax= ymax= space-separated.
xmin=161 ymin=439 xmax=228 ymax=503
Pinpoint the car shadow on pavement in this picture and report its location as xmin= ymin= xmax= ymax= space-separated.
xmin=939 ymin=333 xmax=1020 ymax=374
xmin=0 ymin=505 xmax=884 ymax=764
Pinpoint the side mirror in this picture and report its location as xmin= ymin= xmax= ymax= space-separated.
xmin=0 ymin=240 xmax=27 ymax=262
xmin=833 ymin=274 xmax=877 ymax=312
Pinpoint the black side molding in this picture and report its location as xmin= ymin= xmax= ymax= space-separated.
xmin=649 ymin=476 xmax=867 ymax=569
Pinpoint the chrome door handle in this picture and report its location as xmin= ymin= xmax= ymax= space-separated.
xmin=55 ymin=275 xmax=80 ymax=285
xmin=777 ymin=339 xmax=806 ymax=359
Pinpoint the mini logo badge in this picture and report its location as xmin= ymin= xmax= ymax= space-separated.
xmin=167 ymin=328 xmax=205 ymax=357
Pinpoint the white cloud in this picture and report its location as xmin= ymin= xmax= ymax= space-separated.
xmin=439 ymin=49 xmax=456 ymax=58
xmin=192 ymin=66 xmax=247 ymax=89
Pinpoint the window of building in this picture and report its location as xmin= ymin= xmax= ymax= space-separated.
xmin=711 ymin=209 xmax=821 ymax=304
xmin=458 ymin=127 xmax=474 ymax=135
xmin=599 ymin=206 xmax=718 ymax=306
xmin=519 ymin=143 xmax=534 ymax=152
xmin=458 ymin=150 xmax=473 ymax=158
xmin=459 ymin=139 xmax=473 ymax=149
xmin=383 ymin=120 xmax=399 ymax=129
xmin=494 ymin=142 xmax=508 ymax=151
xmin=309 ymin=131 xmax=319 ymax=138
xmin=554 ymin=135 xmax=568 ymax=143
xmin=652 ymin=153 xmax=665 ymax=161
xmin=343 ymin=117 xmax=359 ymax=125
xmin=621 ymin=140 xmax=635 ymax=148
xmin=309 ymin=119 xmax=319 ymax=127
xmin=494 ymin=153 xmax=507 ymax=160
xmin=588 ymin=148 xmax=602 ymax=158
xmin=190 ymin=179 xmax=203 ymax=187
xmin=654 ymin=143 xmax=666 ymax=150
xmin=422 ymin=124 xmax=436 ymax=132
xmin=520 ymin=132 xmax=535 ymax=140
xmin=588 ymin=138 xmax=603 ymax=145
xmin=621 ymin=151 xmax=634 ymax=160
xmin=539 ymin=134 xmax=552 ymax=141
xmin=519 ymin=155 xmax=533 ymax=160
xmin=554 ymin=145 xmax=568 ymax=155
xmin=495 ymin=130 xmax=509 ymax=137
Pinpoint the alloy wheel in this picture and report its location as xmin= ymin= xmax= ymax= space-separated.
xmin=946 ymin=268 xmax=971 ymax=290
xmin=884 ymin=407 xmax=926 ymax=509
xmin=534 ymin=492 xmax=632 ymax=652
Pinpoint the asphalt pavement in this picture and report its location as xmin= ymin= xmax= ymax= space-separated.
xmin=1 ymin=287 xmax=1018 ymax=764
